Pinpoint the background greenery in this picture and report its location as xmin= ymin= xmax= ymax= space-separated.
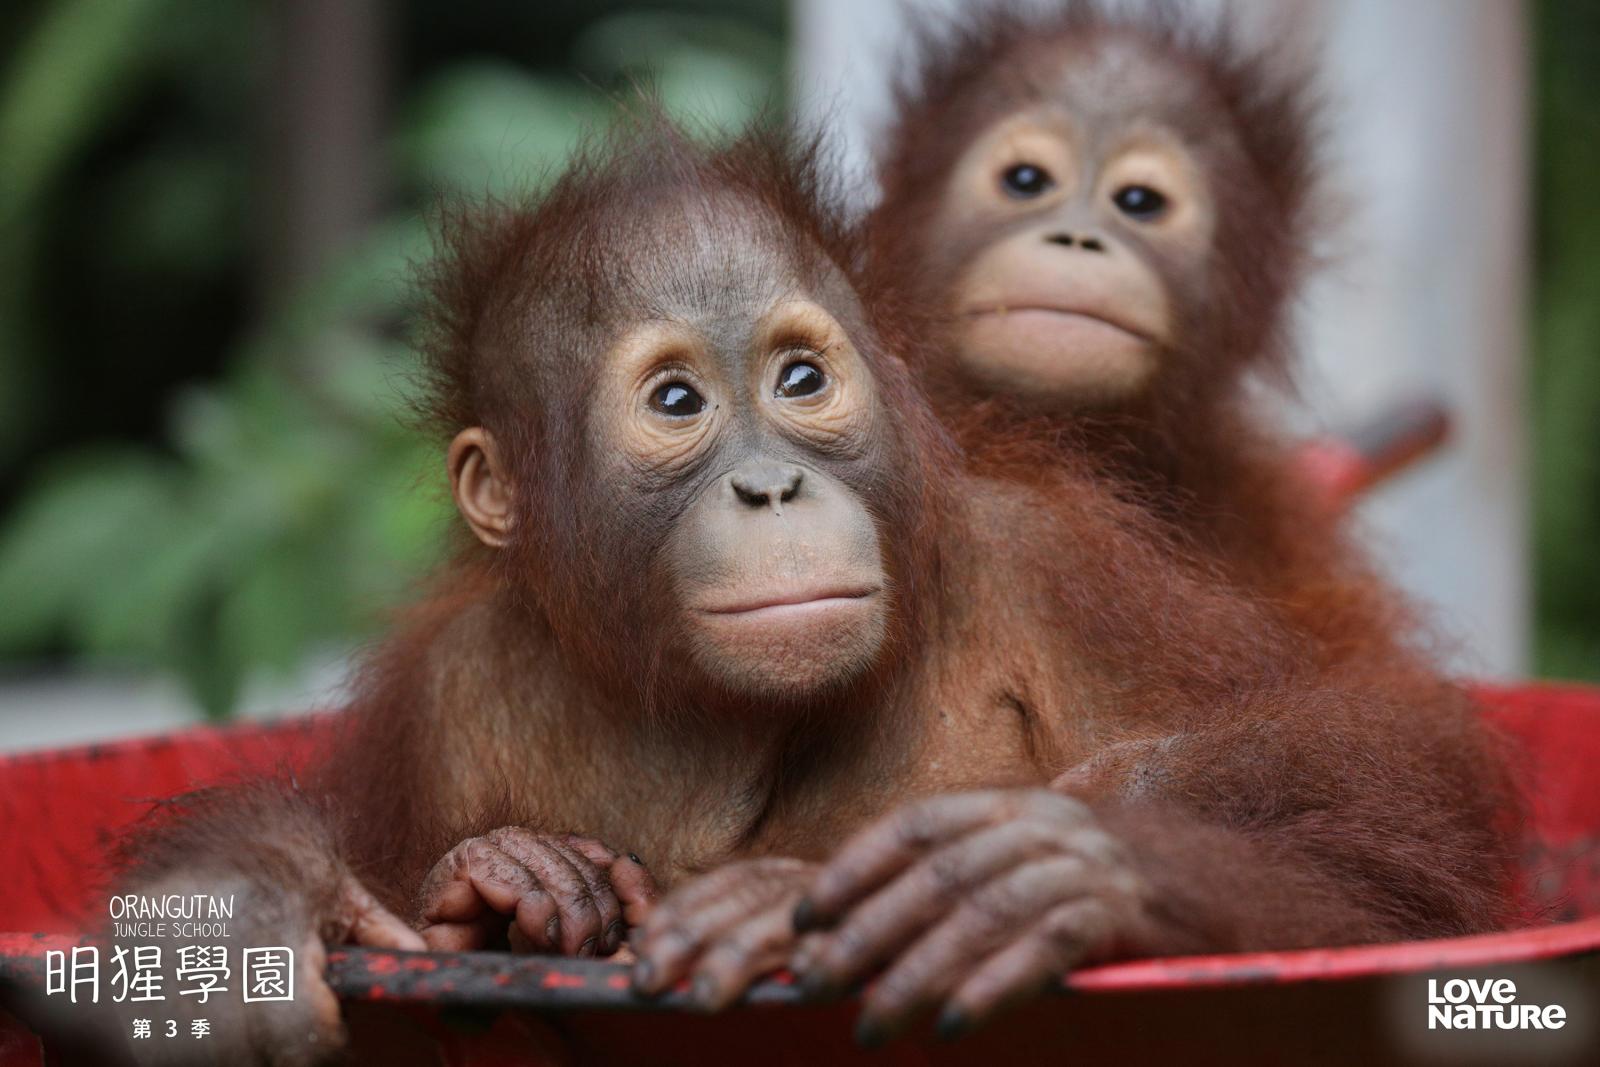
xmin=1530 ymin=0 xmax=1600 ymax=684
xmin=0 ymin=0 xmax=787 ymax=716
xmin=0 ymin=0 xmax=1592 ymax=718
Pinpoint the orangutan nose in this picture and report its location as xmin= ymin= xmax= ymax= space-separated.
xmin=1046 ymin=232 xmax=1107 ymax=253
xmin=730 ymin=462 xmax=804 ymax=511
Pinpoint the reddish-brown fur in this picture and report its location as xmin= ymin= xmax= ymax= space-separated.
xmin=108 ymin=114 xmax=1515 ymax=1063
xmin=866 ymin=2 xmax=1355 ymax=624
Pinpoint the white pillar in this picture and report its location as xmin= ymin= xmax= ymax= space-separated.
xmin=791 ymin=0 xmax=1531 ymax=677
xmin=1295 ymin=0 xmax=1530 ymax=678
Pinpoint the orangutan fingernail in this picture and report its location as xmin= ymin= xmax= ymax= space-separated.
xmin=579 ymin=937 xmax=598 ymax=958
xmin=798 ymin=970 xmax=834 ymax=1002
xmin=936 ymin=1006 xmax=971 ymax=1041
xmin=855 ymin=1016 xmax=889 ymax=1049
xmin=605 ymin=920 xmax=625 ymax=952
xmin=691 ymin=974 xmax=717 ymax=1009
xmin=792 ymin=898 xmax=817 ymax=932
xmin=632 ymin=959 xmax=655 ymax=993
xmin=546 ymin=916 xmax=561 ymax=944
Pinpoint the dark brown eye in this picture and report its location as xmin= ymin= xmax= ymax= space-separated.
xmin=1000 ymin=163 xmax=1054 ymax=199
xmin=649 ymin=381 xmax=705 ymax=417
xmin=775 ymin=360 xmax=825 ymax=399
xmin=1112 ymin=184 xmax=1168 ymax=220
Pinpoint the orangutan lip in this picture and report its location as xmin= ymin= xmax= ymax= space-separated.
xmin=965 ymin=305 xmax=1154 ymax=344
xmin=701 ymin=587 xmax=880 ymax=617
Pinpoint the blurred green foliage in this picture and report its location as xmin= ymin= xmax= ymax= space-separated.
xmin=1532 ymin=1 xmax=1600 ymax=682
xmin=0 ymin=0 xmax=786 ymax=715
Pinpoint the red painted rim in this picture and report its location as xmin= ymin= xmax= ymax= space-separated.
xmin=7 ymin=917 xmax=1600 ymax=1007
xmin=1063 ymin=917 xmax=1600 ymax=991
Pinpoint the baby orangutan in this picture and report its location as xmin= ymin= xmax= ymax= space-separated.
xmin=405 ymin=126 xmax=1506 ymax=1039
xmin=864 ymin=1 xmax=1371 ymax=625
xmin=110 ymin=117 xmax=1513 ymax=1064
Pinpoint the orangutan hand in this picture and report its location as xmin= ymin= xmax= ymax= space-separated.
xmin=417 ymin=829 xmax=658 ymax=957
xmin=631 ymin=857 xmax=816 ymax=1010
xmin=112 ymin=871 xmax=415 ymax=1066
xmin=789 ymin=790 xmax=1155 ymax=1044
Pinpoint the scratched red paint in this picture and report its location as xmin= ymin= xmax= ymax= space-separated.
xmin=1 ymin=682 xmax=1598 ymax=1040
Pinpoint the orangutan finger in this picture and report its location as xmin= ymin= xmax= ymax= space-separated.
xmin=791 ymin=820 xmax=1074 ymax=994
xmin=419 ymin=913 xmax=505 ymax=952
xmin=542 ymin=836 xmax=624 ymax=954
xmin=853 ymin=857 xmax=1084 ymax=1045
xmin=559 ymin=834 xmax=619 ymax=867
xmin=607 ymin=852 xmax=662 ymax=928
xmin=420 ymin=877 xmax=484 ymax=924
xmin=341 ymin=877 xmax=427 ymax=951
xmin=634 ymin=860 xmax=809 ymax=996
xmin=450 ymin=839 xmax=544 ymax=915
xmin=936 ymin=899 xmax=1105 ymax=1038
xmin=795 ymin=792 xmax=1015 ymax=932
xmin=487 ymin=832 xmax=603 ymax=957
xmin=634 ymin=890 xmax=772 ymax=995
xmin=685 ymin=905 xmax=797 ymax=1012
xmin=511 ymin=887 xmax=563 ymax=952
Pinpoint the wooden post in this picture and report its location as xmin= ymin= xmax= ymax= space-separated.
xmin=265 ymin=0 xmax=387 ymax=381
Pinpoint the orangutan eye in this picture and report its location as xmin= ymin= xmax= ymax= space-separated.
xmin=775 ymin=360 xmax=826 ymax=399
xmin=649 ymin=381 xmax=705 ymax=417
xmin=1112 ymin=184 xmax=1169 ymax=220
xmin=1000 ymin=163 xmax=1055 ymax=199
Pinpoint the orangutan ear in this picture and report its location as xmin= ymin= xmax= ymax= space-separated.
xmin=447 ymin=427 xmax=513 ymax=548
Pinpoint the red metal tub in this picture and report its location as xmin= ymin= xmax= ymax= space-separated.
xmin=2 ymin=682 xmax=1598 ymax=1065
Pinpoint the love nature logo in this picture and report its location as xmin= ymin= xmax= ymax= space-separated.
xmin=1426 ymin=977 xmax=1567 ymax=1030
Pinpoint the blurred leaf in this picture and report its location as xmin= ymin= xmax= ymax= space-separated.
xmin=575 ymin=12 xmax=785 ymax=136
xmin=79 ymin=499 xmax=236 ymax=660
xmin=396 ymin=64 xmax=607 ymax=197
xmin=218 ymin=538 xmax=328 ymax=681
xmin=0 ymin=2 xmax=790 ymax=717
xmin=0 ymin=451 xmax=181 ymax=646
xmin=572 ymin=12 xmax=785 ymax=85
xmin=1531 ymin=0 xmax=1600 ymax=682
xmin=0 ymin=0 xmax=169 ymax=226
xmin=168 ymin=598 xmax=239 ymax=720
xmin=0 ymin=0 xmax=171 ymax=458
xmin=100 ymin=145 xmax=245 ymax=277
xmin=652 ymin=47 xmax=777 ymax=133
